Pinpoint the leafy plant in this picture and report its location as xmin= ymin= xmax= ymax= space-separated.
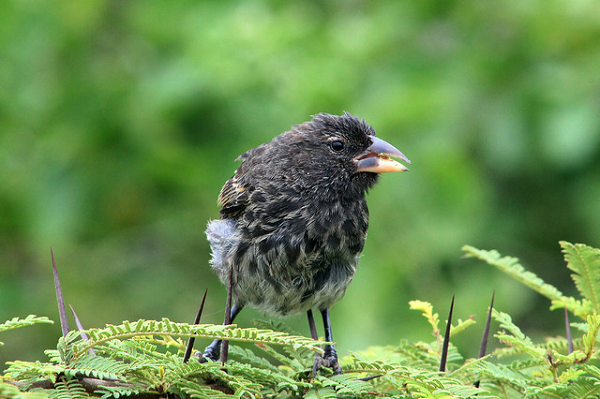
xmin=463 ymin=241 xmax=600 ymax=396
xmin=3 ymin=241 xmax=600 ymax=397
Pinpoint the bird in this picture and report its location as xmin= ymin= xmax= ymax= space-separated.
xmin=200 ymin=112 xmax=410 ymax=374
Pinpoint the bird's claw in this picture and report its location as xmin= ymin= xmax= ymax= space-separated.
xmin=312 ymin=349 xmax=342 ymax=376
xmin=194 ymin=343 xmax=221 ymax=363
xmin=193 ymin=351 xmax=210 ymax=363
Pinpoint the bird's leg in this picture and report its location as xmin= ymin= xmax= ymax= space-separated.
xmin=307 ymin=309 xmax=319 ymax=340
xmin=307 ymin=310 xmax=321 ymax=376
xmin=307 ymin=308 xmax=342 ymax=375
xmin=198 ymin=304 xmax=243 ymax=362
xmin=321 ymin=308 xmax=342 ymax=374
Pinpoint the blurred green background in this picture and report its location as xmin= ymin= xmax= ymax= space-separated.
xmin=2 ymin=1 xmax=600 ymax=368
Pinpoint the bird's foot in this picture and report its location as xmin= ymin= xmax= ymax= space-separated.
xmin=194 ymin=339 xmax=222 ymax=363
xmin=194 ymin=351 xmax=208 ymax=363
xmin=312 ymin=347 xmax=342 ymax=376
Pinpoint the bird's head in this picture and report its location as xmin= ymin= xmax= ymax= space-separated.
xmin=277 ymin=112 xmax=410 ymax=198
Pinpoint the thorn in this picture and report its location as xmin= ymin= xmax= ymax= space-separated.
xmin=439 ymin=295 xmax=454 ymax=372
xmin=478 ymin=291 xmax=495 ymax=359
xmin=356 ymin=374 xmax=382 ymax=382
xmin=565 ymin=307 xmax=573 ymax=354
xmin=69 ymin=305 xmax=95 ymax=356
xmin=475 ymin=291 xmax=494 ymax=388
xmin=52 ymin=248 xmax=69 ymax=337
xmin=183 ymin=288 xmax=208 ymax=363
xmin=220 ymin=267 xmax=234 ymax=364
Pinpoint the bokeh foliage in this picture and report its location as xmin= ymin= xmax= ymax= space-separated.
xmin=1 ymin=1 xmax=600 ymax=366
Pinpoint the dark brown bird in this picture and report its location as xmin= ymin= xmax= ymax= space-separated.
xmin=201 ymin=112 xmax=410 ymax=373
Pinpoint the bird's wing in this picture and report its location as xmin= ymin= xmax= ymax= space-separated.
xmin=218 ymin=175 xmax=250 ymax=218
xmin=217 ymin=145 xmax=266 ymax=218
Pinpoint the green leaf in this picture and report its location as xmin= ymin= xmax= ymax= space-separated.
xmin=463 ymin=246 xmax=566 ymax=303
xmin=561 ymin=241 xmax=600 ymax=313
xmin=492 ymin=309 xmax=546 ymax=361
xmin=51 ymin=379 xmax=89 ymax=399
xmin=450 ymin=318 xmax=476 ymax=337
xmin=0 ymin=315 xmax=53 ymax=346
xmin=581 ymin=314 xmax=600 ymax=362
xmin=550 ymin=296 xmax=591 ymax=319
xmin=66 ymin=319 xmax=326 ymax=359
xmin=410 ymin=300 xmax=440 ymax=339
xmin=0 ymin=381 xmax=48 ymax=398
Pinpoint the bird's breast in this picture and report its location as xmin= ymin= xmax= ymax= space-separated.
xmin=220 ymin=196 xmax=370 ymax=315
xmin=243 ymin=196 xmax=369 ymax=268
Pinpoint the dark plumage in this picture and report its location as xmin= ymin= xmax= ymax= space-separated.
xmin=201 ymin=112 xmax=410 ymax=373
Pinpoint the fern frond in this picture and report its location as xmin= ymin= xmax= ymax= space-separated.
xmin=390 ymin=342 xmax=438 ymax=370
xmin=342 ymin=352 xmax=402 ymax=375
xmin=398 ymin=342 xmax=442 ymax=369
xmin=0 ymin=315 xmax=53 ymax=346
xmin=67 ymin=319 xmax=325 ymax=359
xmin=97 ymin=337 xmax=159 ymax=361
xmin=254 ymin=342 xmax=310 ymax=371
xmin=95 ymin=384 xmax=148 ymax=399
xmin=304 ymin=386 xmax=338 ymax=399
xmin=44 ymin=349 xmax=62 ymax=364
xmin=558 ymin=366 xmax=586 ymax=383
xmin=443 ymin=380 xmax=490 ymax=398
xmin=50 ymin=379 xmax=90 ymax=399
xmin=63 ymin=354 xmax=130 ymax=381
xmin=580 ymin=364 xmax=600 ymax=378
xmin=4 ymin=361 xmax=64 ymax=384
xmin=564 ymin=376 xmax=600 ymax=398
xmin=0 ymin=381 xmax=49 ymax=398
xmin=540 ymin=336 xmax=584 ymax=354
xmin=492 ymin=309 xmax=547 ymax=360
xmin=315 ymin=374 xmax=373 ymax=397
xmin=399 ymin=370 xmax=483 ymax=398
xmin=523 ymin=381 xmax=570 ymax=397
xmin=462 ymin=245 xmax=566 ymax=303
xmin=252 ymin=318 xmax=299 ymax=335
xmin=281 ymin=342 xmax=319 ymax=368
xmin=343 ymin=351 xmax=485 ymax=397
xmin=409 ymin=300 xmax=440 ymax=339
xmin=175 ymin=380 xmax=236 ymax=399
xmin=451 ymin=318 xmax=476 ymax=336
xmin=570 ymin=321 xmax=589 ymax=333
xmin=471 ymin=360 xmax=532 ymax=395
xmin=0 ymin=315 xmax=53 ymax=333
xmin=550 ymin=296 xmax=591 ymax=319
xmin=201 ymin=362 xmax=263 ymax=397
xmin=226 ymin=360 xmax=310 ymax=396
xmin=581 ymin=314 xmax=600 ymax=362
xmin=561 ymin=241 xmax=600 ymax=314
xmin=228 ymin=345 xmax=281 ymax=372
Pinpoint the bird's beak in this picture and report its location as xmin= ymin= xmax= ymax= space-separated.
xmin=353 ymin=136 xmax=411 ymax=173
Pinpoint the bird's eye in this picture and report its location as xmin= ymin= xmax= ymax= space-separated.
xmin=330 ymin=140 xmax=345 ymax=152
